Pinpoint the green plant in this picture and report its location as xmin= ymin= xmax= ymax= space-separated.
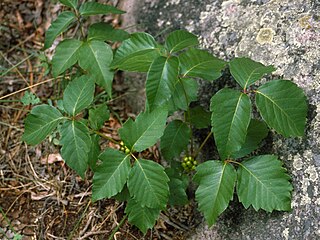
xmin=22 ymin=0 xmax=308 ymax=235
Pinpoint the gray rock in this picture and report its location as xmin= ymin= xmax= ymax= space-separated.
xmin=121 ymin=0 xmax=320 ymax=239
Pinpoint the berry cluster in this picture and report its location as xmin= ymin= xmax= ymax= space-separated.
xmin=119 ymin=141 xmax=131 ymax=154
xmin=181 ymin=156 xmax=198 ymax=172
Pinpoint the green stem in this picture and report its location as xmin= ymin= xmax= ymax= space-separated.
xmin=107 ymin=214 xmax=127 ymax=240
xmin=93 ymin=131 xmax=119 ymax=144
xmin=193 ymin=131 xmax=212 ymax=159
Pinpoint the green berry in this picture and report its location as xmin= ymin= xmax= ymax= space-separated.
xmin=191 ymin=165 xmax=196 ymax=171
xmin=182 ymin=162 xmax=187 ymax=168
xmin=186 ymin=161 xmax=192 ymax=166
xmin=193 ymin=161 xmax=198 ymax=165
xmin=125 ymin=148 xmax=130 ymax=154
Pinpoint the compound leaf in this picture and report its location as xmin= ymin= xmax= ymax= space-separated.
xmin=22 ymin=104 xmax=65 ymax=145
xmin=59 ymin=0 xmax=78 ymax=9
xmin=119 ymin=106 xmax=168 ymax=152
xmin=237 ymin=155 xmax=293 ymax=212
xmin=89 ymin=104 xmax=110 ymax=130
xmin=187 ymin=106 xmax=211 ymax=129
xmin=62 ymin=75 xmax=95 ymax=116
xmin=52 ymin=39 xmax=82 ymax=77
xmin=146 ymin=56 xmax=179 ymax=110
xmin=125 ymin=199 xmax=161 ymax=235
xmin=78 ymin=40 xmax=114 ymax=96
xmin=165 ymin=30 xmax=198 ymax=53
xmin=44 ymin=11 xmax=76 ymax=49
xmin=88 ymin=22 xmax=130 ymax=42
xmin=79 ymin=1 xmax=125 ymax=16
xmin=92 ymin=148 xmax=131 ymax=201
xmin=229 ymin=57 xmax=275 ymax=89
xmin=179 ymin=48 xmax=226 ymax=81
xmin=232 ymin=119 xmax=269 ymax=159
xmin=128 ymin=159 xmax=169 ymax=209
xmin=60 ymin=120 xmax=91 ymax=178
xmin=193 ymin=161 xmax=236 ymax=226
xmin=160 ymin=120 xmax=191 ymax=160
xmin=210 ymin=88 xmax=251 ymax=160
xmin=168 ymin=77 xmax=198 ymax=112
xmin=165 ymin=168 xmax=189 ymax=206
xmin=111 ymin=32 xmax=160 ymax=72
xmin=255 ymin=80 xmax=307 ymax=137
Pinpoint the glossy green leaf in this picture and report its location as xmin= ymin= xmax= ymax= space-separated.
xmin=232 ymin=119 xmax=269 ymax=159
xmin=88 ymin=22 xmax=130 ymax=42
xmin=44 ymin=11 xmax=76 ymax=49
xmin=62 ymin=75 xmax=95 ymax=116
xmin=78 ymin=40 xmax=114 ymax=96
xmin=210 ymin=88 xmax=251 ymax=160
xmin=229 ymin=57 xmax=276 ymax=89
xmin=89 ymin=104 xmax=110 ymax=130
xmin=255 ymin=80 xmax=307 ymax=137
xmin=128 ymin=159 xmax=169 ymax=209
xmin=111 ymin=32 xmax=160 ymax=72
xmin=79 ymin=1 xmax=125 ymax=16
xmin=92 ymin=148 xmax=131 ymax=201
xmin=88 ymin=134 xmax=100 ymax=171
xmin=165 ymin=30 xmax=198 ymax=53
xmin=59 ymin=0 xmax=78 ymax=9
xmin=237 ymin=155 xmax=293 ymax=212
xmin=125 ymin=199 xmax=161 ymax=235
xmin=168 ymin=77 xmax=198 ymax=112
xmin=179 ymin=48 xmax=226 ymax=81
xmin=60 ymin=120 xmax=91 ymax=178
xmin=193 ymin=161 xmax=236 ymax=226
xmin=119 ymin=106 xmax=168 ymax=152
xmin=165 ymin=168 xmax=189 ymax=206
xmin=51 ymin=39 xmax=82 ymax=77
xmin=22 ymin=104 xmax=65 ymax=145
xmin=187 ymin=106 xmax=211 ymax=129
xmin=160 ymin=120 xmax=191 ymax=160
xmin=146 ymin=56 xmax=179 ymax=110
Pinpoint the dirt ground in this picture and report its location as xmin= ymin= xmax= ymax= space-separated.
xmin=0 ymin=1 xmax=201 ymax=239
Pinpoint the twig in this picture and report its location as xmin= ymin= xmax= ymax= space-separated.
xmin=79 ymin=230 xmax=110 ymax=239
xmin=0 ymin=121 xmax=22 ymax=131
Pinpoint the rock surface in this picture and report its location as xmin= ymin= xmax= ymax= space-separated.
xmin=121 ymin=0 xmax=320 ymax=239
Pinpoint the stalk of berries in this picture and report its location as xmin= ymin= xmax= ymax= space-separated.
xmin=181 ymin=156 xmax=197 ymax=172
xmin=119 ymin=141 xmax=131 ymax=154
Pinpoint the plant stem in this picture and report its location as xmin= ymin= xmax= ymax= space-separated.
xmin=193 ymin=131 xmax=212 ymax=159
xmin=107 ymin=214 xmax=127 ymax=240
xmin=93 ymin=131 xmax=119 ymax=144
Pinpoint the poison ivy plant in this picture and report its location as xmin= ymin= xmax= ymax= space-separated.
xmin=22 ymin=0 xmax=308 ymax=235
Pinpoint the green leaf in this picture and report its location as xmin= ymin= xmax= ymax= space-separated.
xmin=111 ymin=32 xmax=160 ymax=72
xmin=146 ymin=56 xmax=179 ymax=110
xmin=88 ymin=134 xmax=100 ymax=171
xmin=60 ymin=120 xmax=91 ymax=178
xmin=78 ymin=40 xmax=114 ymax=96
xmin=193 ymin=161 xmax=236 ymax=226
xmin=187 ymin=106 xmax=211 ymax=129
xmin=164 ymin=30 xmax=198 ymax=53
xmin=20 ymin=91 xmax=40 ymax=106
xmin=62 ymin=75 xmax=95 ymax=116
xmin=113 ymin=185 xmax=130 ymax=202
xmin=119 ymin=107 xmax=168 ymax=152
xmin=210 ymin=88 xmax=251 ymax=160
xmin=237 ymin=155 xmax=293 ymax=212
xmin=168 ymin=77 xmax=198 ymax=112
xmin=255 ymin=80 xmax=307 ymax=137
xmin=179 ymin=48 xmax=226 ymax=81
xmin=165 ymin=168 xmax=189 ymax=206
xmin=79 ymin=1 xmax=125 ymax=16
xmin=44 ymin=11 xmax=76 ymax=50
xmin=232 ymin=119 xmax=269 ymax=159
xmin=59 ymin=0 xmax=78 ymax=9
xmin=160 ymin=120 xmax=191 ymax=160
xmin=89 ymin=104 xmax=110 ymax=130
xmin=88 ymin=23 xmax=130 ymax=42
xmin=229 ymin=57 xmax=276 ymax=89
xmin=125 ymin=199 xmax=161 ymax=235
xmin=128 ymin=159 xmax=169 ymax=209
xmin=22 ymin=105 xmax=65 ymax=145
xmin=51 ymin=39 xmax=82 ymax=77
xmin=92 ymin=148 xmax=131 ymax=201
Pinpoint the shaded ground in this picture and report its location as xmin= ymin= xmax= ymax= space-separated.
xmin=0 ymin=1 xmax=200 ymax=239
